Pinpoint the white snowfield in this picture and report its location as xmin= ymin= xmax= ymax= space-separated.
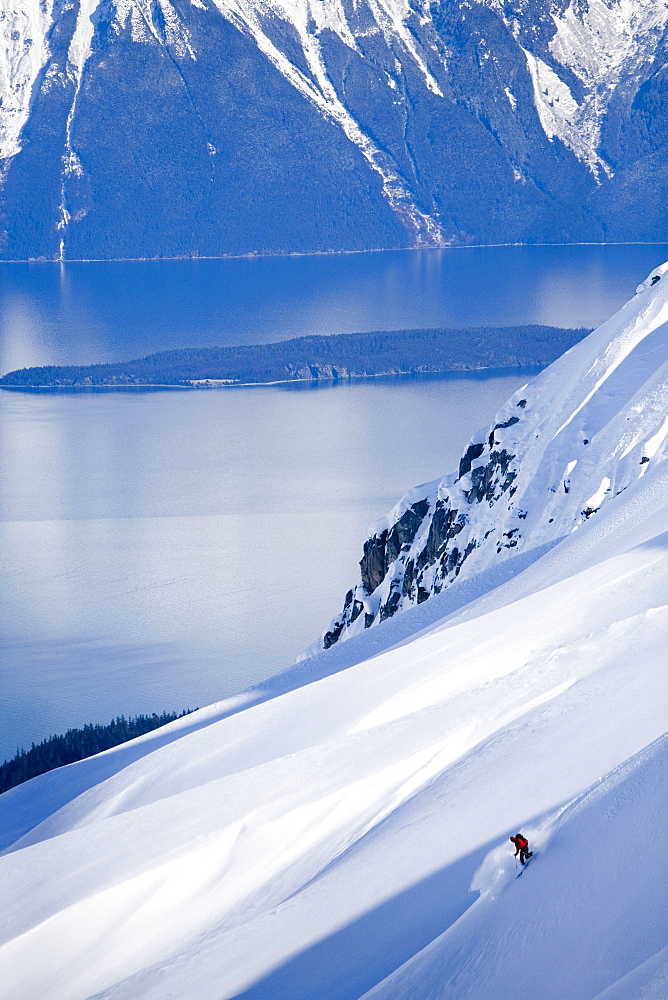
xmin=2 ymin=267 xmax=668 ymax=1000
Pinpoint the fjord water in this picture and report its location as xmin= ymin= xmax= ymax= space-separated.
xmin=1 ymin=372 xmax=535 ymax=758
xmin=2 ymin=243 xmax=667 ymax=373
xmin=1 ymin=244 xmax=665 ymax=758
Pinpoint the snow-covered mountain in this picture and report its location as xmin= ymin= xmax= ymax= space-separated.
xmin=318 ymin=260 xmax=668 ymax=650
xmin=1 ymin=0 xmax=667 ymax=258
xmin=1 ymin=264 xmax=668 ymax=1000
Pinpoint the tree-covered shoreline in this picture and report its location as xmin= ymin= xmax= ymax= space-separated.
xmin=0 ymin=710 xmax=197 ymax=794
xmin=0 ymin=325 xmax=591 ymax=389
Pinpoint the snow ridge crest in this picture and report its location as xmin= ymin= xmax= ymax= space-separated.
xmin=317 ymin=262 xmax=668 ymax=650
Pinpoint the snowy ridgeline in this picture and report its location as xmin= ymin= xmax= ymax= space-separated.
xmin=2 ymin=266 xmax=668 ymax=999
xmin=316 ymin=262 xmax=668 ymax=651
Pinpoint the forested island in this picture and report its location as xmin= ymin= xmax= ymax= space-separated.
xmin=0 ymin=325 xmax=591 ymax=389
xmin=0 ymin=710 xmax=197 ymax=793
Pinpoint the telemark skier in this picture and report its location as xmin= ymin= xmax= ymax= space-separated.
xmin=510 ymin=833 xmax=533 ymax=864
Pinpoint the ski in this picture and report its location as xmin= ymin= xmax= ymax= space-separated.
xmin=515 ymin=854 xmax=535 ymax=877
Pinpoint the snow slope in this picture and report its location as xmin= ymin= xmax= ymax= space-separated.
xmin=365 ymin=731 xmax=668 ymax=1000
xmin=1 ymin=267 xmax=668 ymax=999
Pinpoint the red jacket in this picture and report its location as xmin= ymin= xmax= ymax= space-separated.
xmin=510 ymin=835 xmax=529 ymax=851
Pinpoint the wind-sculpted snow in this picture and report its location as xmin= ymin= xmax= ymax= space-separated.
xmin=3 ymin=404 xmax=668 ymax=997
xmin=318 ymin=261 xmax=668 ymax=650
xmin=1 ymin=0 xmax=668 ymax=256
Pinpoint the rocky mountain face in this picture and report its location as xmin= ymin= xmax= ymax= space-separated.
xmin=317 ymin=262 xmax=668 ymax=649
xmin=1 ymin=0 xmax=667 ymax=259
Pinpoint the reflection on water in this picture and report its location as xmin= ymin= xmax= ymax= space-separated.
xmin=1 ymin=370 xmax=534 ymax=757
xmin=2 ymin=242 xmax=665 ymax=756
xmin=1 ymin=244 xmax=667 ymax=374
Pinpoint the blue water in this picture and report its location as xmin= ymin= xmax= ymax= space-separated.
xmin=0 ymin=370 xmax=536 ymax=758
xmin=1 ymin=244 xmax=666 ymax=759
xmin=1 ymin=243 xmax=667 ymax=374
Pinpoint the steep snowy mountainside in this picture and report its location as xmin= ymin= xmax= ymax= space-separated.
xmin=318 ymin=260 xmax=668 ymax=650
xmin=2 ymin=438 xmax=668 ymax=999
xmin=364 ymin=732 xmax=668 ymax=1000
xmin=1 ymin=0 xmax=667 ymax=257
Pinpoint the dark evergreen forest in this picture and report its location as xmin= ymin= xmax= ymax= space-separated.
xmin=0 ymin=710 xmax=196 ymax=794
xmin=0 ymin=325 xmax=590 ymax=388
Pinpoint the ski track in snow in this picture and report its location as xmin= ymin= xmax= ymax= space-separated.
xmin=1 ymin=264 xmax=668 ymax=999
xmin=364 ymin=732 xmax=668 ymax=1000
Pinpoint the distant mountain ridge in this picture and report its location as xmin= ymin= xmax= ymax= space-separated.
xmin=0 ymin=325 xmax=589 ymax=387
xmin=1 ymin=0 xmax=667 ymax=259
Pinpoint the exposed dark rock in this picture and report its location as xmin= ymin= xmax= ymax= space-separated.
xmin=465 ymin=449 xmax=516 ymax=504
xmin=434 ymin=537 xmax=477 ymax=579
xmin=358 ymin=500 xmax=430 ymax=595
xmin=417 ymin=502 xmax=464 ymax=570
xmin=349 ymin=599 xmax=365 ymax=624
xmin=446 ymin=546 xmax=461 ymax=573
xmin=494 ymin=416 xmax=520 ymax=430
xmin=379 ymin=588 xmax=402 ymax=621
xmin=458 ymin=442 xmax=485 ymax=479
xmin=386 ymin=500 xmax=430 ymax=563
xmin=517 ymin=399 xmax=527 ymax=408
xmin=412 ymin=498 xmax=431 ymax=520
xmin=498 ymin=528 xmax=519 ymax=551
xmin=323 ymin=618 xmax=346 ymax=648
xmin=322 ymin=411 xmax=523 ymax=650
xmin=360 ymin=528 xmax=389 ymax=593
xmin=402 ymin=558 xmax=416 ymax=596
